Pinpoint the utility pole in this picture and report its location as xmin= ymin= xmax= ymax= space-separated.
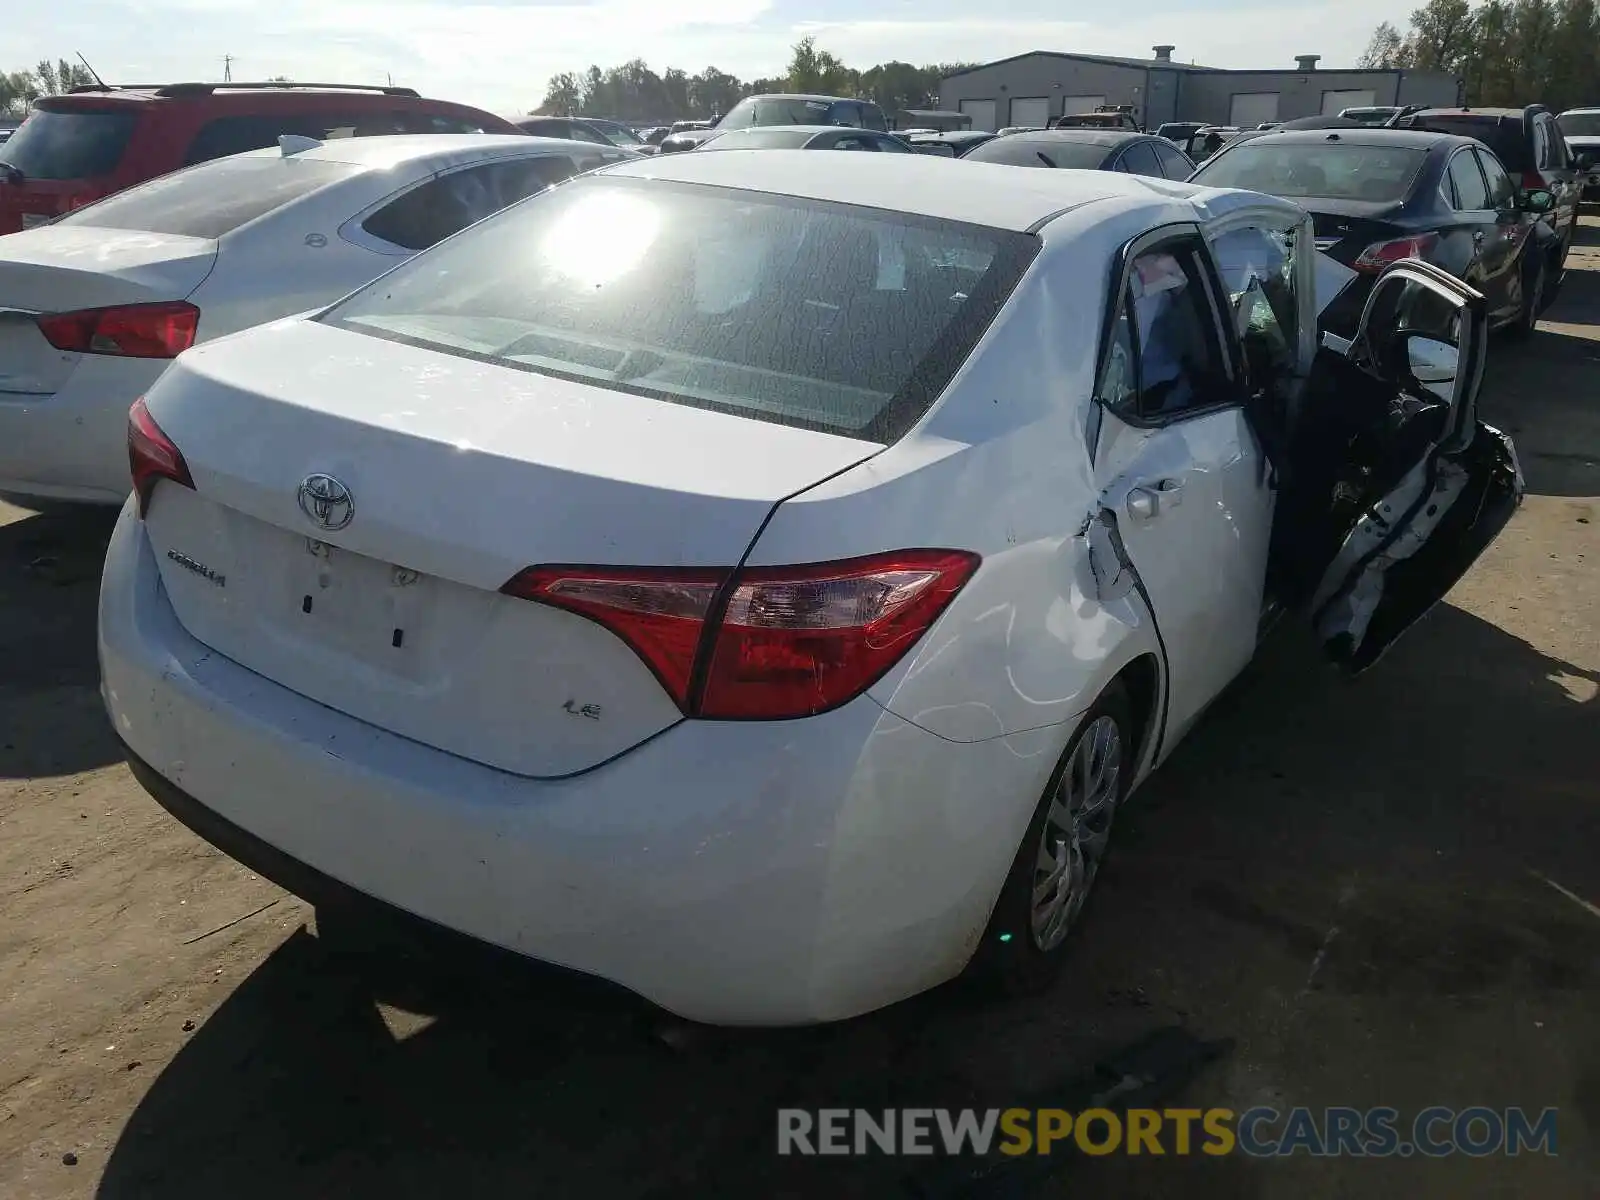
xmin=223 ymin=54 xmax=234 ymax=82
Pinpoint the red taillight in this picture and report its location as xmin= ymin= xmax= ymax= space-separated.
xmin=127 ymin=397 xmax=194 ymax=516
xmin=501 ymin=549 xmax=980 ymax=720
xmin=37 ymin=301 xmax=198 ymax=358
xmin=1352 ymin=232 xmax=1439 ymax=274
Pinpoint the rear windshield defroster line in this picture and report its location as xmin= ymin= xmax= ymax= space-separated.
xmin=319 ymin=176 xmax=1040 ymax=444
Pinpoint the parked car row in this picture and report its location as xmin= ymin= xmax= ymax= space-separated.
xmin=0 ymin=81 xmax=1533 ymax=1027
xmin=80 ymin=149 xmax=1518 ymax=1026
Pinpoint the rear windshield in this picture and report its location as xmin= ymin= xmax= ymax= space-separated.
xmin=964 ymin=137 xmax=1112 ymax=169
xmin=1405 ymin=115 xmax=1524 ymax=168
xmin=321 ymin=178 xmax=1037 ymax=442
xmin=1558 ymin=112 xmax=1600 ymax=137
xmin=707 ymin=130 xmax=815 ymax=150
xmin=57 ymin=155 xmax=357 ymax=238
xmin=720 ymin=98 xmax=848 ymax=129
xmin=1193 ymin=143 xmax=1427 ymax=202
xmin=0 ymin=106 xmax=138 ymax=180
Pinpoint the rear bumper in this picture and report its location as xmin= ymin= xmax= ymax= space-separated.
xmin=0 ymin=356 xmax=168 ymax=505
xmin=99 ymin=503 xmax=1058 ymax=1025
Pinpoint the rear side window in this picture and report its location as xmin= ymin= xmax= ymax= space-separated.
xmin=0 ymin=107 xmax=138 ymax=179
xmin=183 ymin=111 xmax=414 ymax=165
xmin=322 ymin=178 xmax=1038 ymax=442
xmin=1118 ymin=142 xmax=1162 ymax=177
xmin=406 ymin=113 xmax=487 ymax=134
xmin=362 ymin=157 xmax=578 ymax=251
xmin=1447 ymin=151 xmax=1490 ymax=210
xmin=57 ymin=155 xmax=356 ymax=238
xmin=1152 ymin=141 xmax=1194 ymax=179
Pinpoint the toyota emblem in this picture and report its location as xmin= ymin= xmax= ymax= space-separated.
xmin=296 ymin=474 xmax=354 ymax=531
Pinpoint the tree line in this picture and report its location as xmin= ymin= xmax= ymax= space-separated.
xmin=537 ymin=38 xmax=978 ymax=122
xmin=1361 ymin=0 xmax=1600 ymax=111
xmin=1 ymin=59 xmax=98 ymax=114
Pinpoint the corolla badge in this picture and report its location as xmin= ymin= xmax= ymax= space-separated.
xmin=296 ymin=474 xmax=354 ymax=531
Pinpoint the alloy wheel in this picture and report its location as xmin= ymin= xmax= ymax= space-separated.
xmin=1029 ymin=715 xmax=1123 ymax=951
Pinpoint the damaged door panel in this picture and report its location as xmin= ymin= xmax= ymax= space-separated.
xmin=1276 ymin=257 xmax=1524 ymax=672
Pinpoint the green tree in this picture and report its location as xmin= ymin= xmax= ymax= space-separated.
xmin=1358 ymin=21 xmax=1411 ymax=67
xmin=785 ymin=36 xmax=854 ymax=95
xmin=0 ymin=71 xmax=40 ymax=115
xmin=858 ymin=61 xmax=937 ymax=111
xmin=1466 ymin=0 xmax=1519 ymax=103
xmin=539 ymin=72 xmax=583 ymax=115
xmin=662 ymin=68 xmax=690 ymax=118
xmin=688 ymin=66 xmax=743 ymax=119
xmin=1404 ymin=0 xmax=1478 ymax=73
xmin=580 ymin=65 xmax=606 ymax=114
xmin=1547 ymin=0 xmax=1599 ymax=110
xmin=34 ymin=58 xmax=95 ymax=96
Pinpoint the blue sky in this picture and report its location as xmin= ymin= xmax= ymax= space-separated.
xmin=2 ymin=0 xmax=1400 ymax=116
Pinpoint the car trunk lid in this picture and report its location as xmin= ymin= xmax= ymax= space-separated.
xmin=138 ymin=318 xmax=882 ymax=777
xmin=0 ymin=225 xmax=216 ymax=395
xmin=1304 ymin=198 xmax=1406 ymax=265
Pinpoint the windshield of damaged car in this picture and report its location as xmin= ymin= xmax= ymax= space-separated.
xmin=321 ymin=178 xmax=1038 ymax=443
xmin=1194 ymin=143 xmax=1427 ymax=202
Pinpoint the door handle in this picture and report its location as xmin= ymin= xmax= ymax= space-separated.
xmin=1127 ymin=479 xmax=1184 ymax=520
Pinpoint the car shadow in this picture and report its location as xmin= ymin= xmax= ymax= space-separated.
xmin=0 ymin=505 xmax=122 ymax=778
xmin=95 ymin=604 xmax=1595 ymax=1199
xmin=1481 ymin=258 xmax=1600 ymax=497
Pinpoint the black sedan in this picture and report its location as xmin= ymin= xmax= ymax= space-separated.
xmin=1191 ymin=128 xmax=1560 ymax=334
xmin=905 ymin=130 xmax=998 ymax=157
xmin=959 ymin=129 xmax=1195 ymax=180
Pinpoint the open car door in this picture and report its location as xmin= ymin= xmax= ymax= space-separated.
xmin=1273 ymin=258 xmax=1524 ymax=673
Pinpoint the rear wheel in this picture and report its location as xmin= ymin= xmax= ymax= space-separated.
xmin=972 ymin=683 xmax=1132 ymax=995
xmin=1507 ymin=255 xmax=1548 ymax=339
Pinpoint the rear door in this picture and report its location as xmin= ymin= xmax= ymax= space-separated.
xmin=1090 ymin=228 xmax=1276 ymax=747
xmin=1308 ymin=259 xmax=1522 ymax=672
xmin=1530 ymin=111 xmax=1580 ymax=249
xmin=1441 ymin=148 xmax=1510 ymax=313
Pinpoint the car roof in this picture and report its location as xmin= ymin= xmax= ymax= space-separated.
xmin=1228 ymin=128 xmax=1471 ymax=150
xmin=738 ymin=93 xmax=858 ymax=104
xmin=716 ymin=125 xmax=865 ymax=135
xmin=599 ymin=149 xmax=1295 ymax=234
xmin=1560 ymin=107 xmax=1600 ymax=115
xmin=233 ymin=133 xmax=587 ymax=171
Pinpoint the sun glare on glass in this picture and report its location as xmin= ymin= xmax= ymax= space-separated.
xmin=538 ymin=191 xmax=662 ymax=288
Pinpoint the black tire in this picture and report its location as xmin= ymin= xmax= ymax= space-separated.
xmin=970 ymin=681 xmax=1133 ymax=997
xmin=1506 ymin=255 xmax=1548 ymax=339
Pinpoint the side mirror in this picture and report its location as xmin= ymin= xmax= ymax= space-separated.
xmin=1522 ymin=188 xmax=1556 ymax=214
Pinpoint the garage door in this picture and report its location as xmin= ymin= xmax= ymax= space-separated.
xmin=1010 ymin=97 xmax=1049 ymax=128
xmin=1061 ymin=95 xmax=1106 ymax=116
xmin=960 ymin=99 xmax=997 ymax=132
xmin=1229 ymin=92 xmax=1280 ymax=127
xmin=1322 ymin=89 xmax=1377 ymax=115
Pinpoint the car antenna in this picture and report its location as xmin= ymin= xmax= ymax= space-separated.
xmin=76 ymin=51 xmax=109 ymax=90
xmin=1036 ymin=151 xmax=1056 ymax=168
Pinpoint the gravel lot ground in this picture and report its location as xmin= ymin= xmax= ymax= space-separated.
xmin=1 ymin=223 xmax=1597 ymax=1200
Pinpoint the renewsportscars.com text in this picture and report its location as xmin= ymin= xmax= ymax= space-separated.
xmin=777 ymin=1106 xmax=1558 ymax=1158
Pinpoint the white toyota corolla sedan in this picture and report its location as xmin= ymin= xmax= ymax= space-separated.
xmin=99 ymin=151 xmax=1522 ymax=1024
xmin=0 ymin=133 xmax=635 ymax=507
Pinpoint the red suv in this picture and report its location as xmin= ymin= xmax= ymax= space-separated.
xmin=0 ymin=82 xmax=521 ymax=234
